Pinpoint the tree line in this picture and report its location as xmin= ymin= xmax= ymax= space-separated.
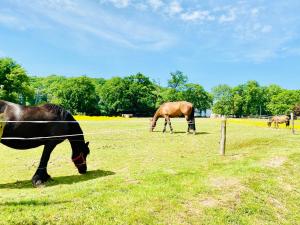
xmin=1 ymin=57 xmax=299 ymax=116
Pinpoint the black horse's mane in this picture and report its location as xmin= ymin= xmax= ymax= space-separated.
xmin=42 ymin=104 xmax=72 ymax=120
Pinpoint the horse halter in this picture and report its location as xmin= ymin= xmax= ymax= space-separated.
xmin=72 ymin=153 xmax=86 ymax=166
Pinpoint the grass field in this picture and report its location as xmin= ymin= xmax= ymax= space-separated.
xmin=0 ymin=118 xmax=300 ymax=225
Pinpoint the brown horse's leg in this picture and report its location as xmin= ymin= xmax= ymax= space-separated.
xmin=167 ymin=117 xmax=173 ymax=133
xmin=32 ymin=143 xmax=57 ymax=187
xmin=162 ymin=118 xmax=167 ymax=133
xmin=192 ymin=120 xmax=196 ymax=135
xmin=185 ymin=116 xmax=190 ymax=134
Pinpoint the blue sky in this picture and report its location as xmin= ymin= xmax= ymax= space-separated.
xmin=1 ymin=0 xmax=300 ymax=90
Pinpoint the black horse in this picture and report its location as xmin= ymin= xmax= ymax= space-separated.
xmin=0 ymin=100 xmax=90 ymax=187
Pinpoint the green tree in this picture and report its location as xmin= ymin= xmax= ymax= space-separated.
xmin=0 ymin=57 xmax=34 ymax=104
xmin=57 ymin=76 xmax=99 ymax=115
xmin=98 ymin=77 xmax=130 ymax=115
xmin=267 ymin=90 xmax=300 ymax=115
xmin=183 ymin=83 xmax=212 ymax=112
xmin=123 ymin=73 xmax=156 ymax=115
xmin=294 ymin=104 xmax=300 ymax=116
xmin=99 ymin=73 xmax=156 ymax=115
xmin=168 ymin=71 xmax=188 ymax=91
xmin=242 ymin=81 xmax=265 ymax=116
xmin=212 ymin=84 xmax=233 ymax=115
xmin=159 ymin=71 xmax=188 ymax=102
xmin=213 ymin=81 xmax=270 ymax=117
xmin=29 ymin=75 xmax=66 ymax=105
xmin=231 ymin=85 xmax=245 ymax=117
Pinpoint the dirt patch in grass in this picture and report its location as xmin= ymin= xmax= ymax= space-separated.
xmin=164 ymin=168 xmax=177 ymax=175
xmin=182 ymin=176 xmax=246 ymax=218
xmin=267 ymin=196 xmax=288 ymax=221
xmin=199 ymin=198 xmax=219 ymax=208
xmin=210 ymin=177 xmax=241 ymax=189
xmin=209 ymin=176 xmax=246 ymax=208
xmin=263 ymin=156 xmax=287 ymax=168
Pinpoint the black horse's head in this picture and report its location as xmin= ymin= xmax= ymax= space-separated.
xmin=72 ymin=142 xmax=90 ymax=174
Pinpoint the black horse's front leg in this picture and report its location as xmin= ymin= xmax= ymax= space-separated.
xmin=32 ymin=143 xmax=57 ymax=187
xmin=32 ymin=168 xmax=52 ymax=186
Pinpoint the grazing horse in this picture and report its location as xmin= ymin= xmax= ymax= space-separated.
xmin=0 ymin=100 xmax=90 ymax=187
xmin=267 ymin=115 xmax=290 ymax=128
xmin=150 ymin=101 xmax=196 ymax=134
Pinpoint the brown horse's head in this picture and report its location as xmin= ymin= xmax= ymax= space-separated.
xmin=150 ymin=118 xmax=157 ymax=132
xmin=72 ymin=142 xmax=90 ymax=174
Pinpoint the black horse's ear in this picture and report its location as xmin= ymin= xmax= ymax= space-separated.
xmin=86 ymin=142 xmax=89 ymax=146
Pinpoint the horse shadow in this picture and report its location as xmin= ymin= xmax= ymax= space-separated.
xmin=0 ymin=200 xmax=70 ymax=207
xmin=173 ymin=131 xmax=210 ymax=135
xmin=152 ymin=130 xmax=210 ymax=135
xmin=0 ymin=169 xmax=115 ymax=189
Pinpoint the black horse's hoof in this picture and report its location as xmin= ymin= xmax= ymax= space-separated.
xmin=32 ymin=174 xmax=52 ymax=187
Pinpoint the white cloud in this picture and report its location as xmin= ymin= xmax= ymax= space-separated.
xmin=134 ymin=3 xmax=148 ymax=11
xmin=106 ymin=0 xmax=130 ymax=8
xmin=219 ymin=8 xmax=237 ymax=23
xmin=0 ymin=12 xmax=26 ymax=30
xmin=168 ymin=1 xmax=182 ymax=15
xmin=5 ymin=0 xmax=175 ymax=50
xmin=2 ymin=0 xmax=300 ymax=63
xmin=148 ymin=0 xmax=164 ymax=10
xmin=251 ymin=8 xmax=259 ymax=17
xmin=181 ymin=10 xmax=215 ymax=22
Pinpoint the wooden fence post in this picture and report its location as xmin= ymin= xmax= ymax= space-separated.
xmin=220 ymin=117 xmax=227 ymax=156
xmin=291 ymin=112 xmax=295 ymax=134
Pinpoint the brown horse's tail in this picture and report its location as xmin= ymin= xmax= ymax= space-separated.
xmin=189 ymin=106 xmax=196 ymax=131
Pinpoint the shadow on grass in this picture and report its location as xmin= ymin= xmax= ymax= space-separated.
xmin=173 ymin=131 xmax=210 ymax=135
xmin=0 ymin=169 xmax=115 ymax=189
xmin=0 ymin=200 xmax=70 ymax=207
xmin=152 ymin=130 xmax=210 ymax=135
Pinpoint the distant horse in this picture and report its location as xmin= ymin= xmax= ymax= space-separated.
xmin=150 ymin=101 xmax=196 ymax=134
xmin=0 ymin=100 xmax=90 ymax=187
xmin=267 ymin=115 xmax=290 ymax=128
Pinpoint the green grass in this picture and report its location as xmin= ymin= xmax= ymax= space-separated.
xmin=0 ymin=118 xmax=299 ymax=225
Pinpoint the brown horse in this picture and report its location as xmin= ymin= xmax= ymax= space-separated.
xmin=150 ymin=101 xmax=196 ymax=134
xmin=0 ymin=100 xmax=90 ymax=187
xmin=267 ymin=115 xmax=290 ymax=128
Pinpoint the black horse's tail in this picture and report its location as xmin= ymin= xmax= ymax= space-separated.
xmin=189 ymin=106 xmax=196 ymax=131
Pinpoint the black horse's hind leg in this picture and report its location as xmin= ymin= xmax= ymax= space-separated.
xmin=163 ymin=119 xmax=167 ymax=133
xmin=32 ymin=143 xmax=57 ymax=187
